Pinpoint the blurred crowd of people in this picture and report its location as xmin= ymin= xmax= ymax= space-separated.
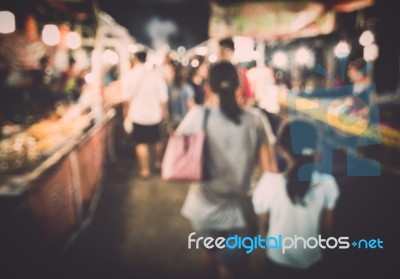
xmin=120 ymin=37 xmax=285 ymax=179
xmin=118 ymin=36 xmax=383 ymax=278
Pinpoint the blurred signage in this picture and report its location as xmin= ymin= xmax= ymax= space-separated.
xmin=209 ymin=2 xmax=335 ymax=40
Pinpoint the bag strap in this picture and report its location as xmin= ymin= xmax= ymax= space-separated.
xmin=201 ymin=108 xmax=211 ymax=181
xmin=203 ymin=107 xmax=210 ymax=132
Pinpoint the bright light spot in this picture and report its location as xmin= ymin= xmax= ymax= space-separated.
xmin=84 ymin=72 xmax=96 ymax=84
xmin=66 ymin=32 xmax=81 ymax=49
xmin=195 ymin=46 xmax=208 ymax=56
xmin=0 ymin=11 xmax=15 ymax=34
xmin=127 ymin=44 xmax=138 ymax=53
xmin=364 ymin=44 xmax=379 ymax=61
xmin=334 ymin=41 xmax=351 ymax=58
xmin=102 ymin=49 xmax=119 ymax=65
xmin=42 ymin=24 xmax=60 ymax=46
xmin=233 ymin=36 xmax=254 ymax=62
xmin=359 ymin=30 xmax=374 ymax=47
xmin=295 ymin=47 xmax=314 ymax=67
xmin=181 ymin=57 xmax=189 ymax=67
xmin=208 ymin=54 xmax=217 ymax=63
xmin=177 ymin=46 xmax=186 ymax=54
xmin=191 ymin=59 xmax=200 ymax=68
xmin=272 ymin=51 xmax=288 ymax=69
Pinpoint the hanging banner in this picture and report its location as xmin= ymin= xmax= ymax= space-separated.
xmin=332 ymin=0 xmax=375 ymax=13
xmin=209 ymin=1 xmax=335 ymax=40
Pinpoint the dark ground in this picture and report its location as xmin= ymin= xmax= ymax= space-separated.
xmin=2 ymin=147 xmax=400 ymax=279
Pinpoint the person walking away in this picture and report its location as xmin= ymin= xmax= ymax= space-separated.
xmin=165 ymin=60 xmax=195 ymax=131
xmin=217 ymin=37 xmax=254 ymax=107
xmin=122 ymin=51 xmax=168 ymax=178
xmin=178 ymin=61 xmax=277 ymax=279
xmin=252 ymin=118 xmax=340 ymax=278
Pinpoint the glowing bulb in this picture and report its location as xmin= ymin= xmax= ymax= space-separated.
xmin=334 ymin=41 xmax=351 ymax=58
xmin=364 ymin=44 xmax=379 ymax=61
xmin=208 ymin=54 xmax=217 ymax=63
xmin=181 ymin=57 xmax=189 ymax=67
xmin=42 ymin=24 xmax=60 ymax=46
xmin=66 ymin=32 xmax=81 ymax=49
xmin=272 ymin=51 xmax=288 ymax=69
xmin=191 ymin=59 xmax=200 ymax=68
xmin=295 ymin=48 xmax=312 ymax=65
xmin=177 ymin=46 xmax=186 ymax=54
xmin=359 ymin=30 xmax=374 ymax=47
xmin=0 ymin=11 xmax=15 ymax=34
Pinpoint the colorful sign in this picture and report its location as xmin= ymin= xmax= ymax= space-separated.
xmin=209 ymin=1 xmax=335 ymax=40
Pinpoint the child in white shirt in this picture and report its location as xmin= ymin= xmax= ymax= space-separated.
xmin=252 ymin=118 xmax=340 ymax=276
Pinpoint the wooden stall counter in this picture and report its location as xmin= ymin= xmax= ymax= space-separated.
xmin=0 ymin=109 xmax=116 ymax=264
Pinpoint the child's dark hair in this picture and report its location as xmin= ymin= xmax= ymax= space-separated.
xmin=135 ymin=51 xmax=147 ymax=63
xmin=209 ymin=61 xmax=242 ymax=124
xmin=277 ymin=119 xmax=319 ymax=205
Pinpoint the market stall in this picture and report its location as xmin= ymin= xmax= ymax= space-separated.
xmin=0 ymin=0 xmax=129 ymax=259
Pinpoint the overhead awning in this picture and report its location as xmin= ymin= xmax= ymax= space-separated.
xmin=209 ymin=0 xmax=375 ymax=40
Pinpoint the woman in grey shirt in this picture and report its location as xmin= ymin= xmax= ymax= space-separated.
xmin=178 ymin=61 xmax=277 ymax=279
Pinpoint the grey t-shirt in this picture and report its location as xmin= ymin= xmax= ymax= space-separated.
xmin=178 ymin=106 xmax=275 ymax=231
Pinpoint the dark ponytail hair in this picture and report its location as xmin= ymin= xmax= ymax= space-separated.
xmin=209 ymin=61 xmax=242 ymax=124
xmin=277 ymin=119 xmax=319 ymax=206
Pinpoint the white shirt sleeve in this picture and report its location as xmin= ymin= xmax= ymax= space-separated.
xmin=321 ymin=174 xmax=340 ymax=209
xmin=252 ymin=172 xmax=280 ymax=214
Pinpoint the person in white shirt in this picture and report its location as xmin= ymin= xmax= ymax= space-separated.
xmin=122 ymin=51 xmax=168 ymax=178
xmin=252 ymin=118 xmax=340 ymax=277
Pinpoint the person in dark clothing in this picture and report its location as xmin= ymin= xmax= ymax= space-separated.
xmin=188 ymin=55 xmax=208 ymax=105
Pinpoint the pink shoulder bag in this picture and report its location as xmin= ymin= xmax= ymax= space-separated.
xmin=161 ymin=108 xmax=210 ymax=182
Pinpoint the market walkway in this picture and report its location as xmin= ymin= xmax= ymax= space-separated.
xmin=58 ymin=158 xmax=207 ymax=278
xmin=43 ymin=149 xmax=398 ymax=278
